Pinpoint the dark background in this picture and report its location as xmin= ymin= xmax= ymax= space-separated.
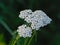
xmin=0 ymin=0 xmax=60 ymax=45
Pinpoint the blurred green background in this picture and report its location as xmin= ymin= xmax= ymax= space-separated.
xmin=0 ymin=0 xmax=60 ymax=45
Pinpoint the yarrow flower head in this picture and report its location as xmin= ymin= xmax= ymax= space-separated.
xmin=17 ymin=25 xmax=32 ymax=38
xmin=19 ymin=9 xmax=32 ymax=19
xmin=30 ymin=10 xmax=52 ymax=30
xmin=19 ymin=9 xmax=52 ymax=30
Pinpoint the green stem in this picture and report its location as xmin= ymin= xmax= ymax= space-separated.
xmin=13 ymin=35 xmax=20 ymax=45
xmin=35 ymin=31 xmax=37 ymax=42
xmin=27 ymin=30 xmax=36 ymax=45
xmin=24 ymin=38 xmax=29 ymax=45
xmin=0 ymin=19 xmax=13 ymax=36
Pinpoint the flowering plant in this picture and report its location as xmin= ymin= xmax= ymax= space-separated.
xmin=10 ymin=9 xmax=52 ymax=45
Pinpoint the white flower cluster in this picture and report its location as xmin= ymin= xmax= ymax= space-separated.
xmin=17 ymin=9 xmax=52 ymax=38
xmin=19 ymin=9 xmax=32 ymax=19
xmin=17 ymin=25 xmax=32 ymax=38
xmin=19 ymin=10 xmax=52 ymax=30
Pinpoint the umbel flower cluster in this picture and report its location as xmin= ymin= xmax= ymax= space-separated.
xmin=17 ymin=9 xmax=52 ymax=38
xmin=17 ymin=25 xmax=32 ymax=38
